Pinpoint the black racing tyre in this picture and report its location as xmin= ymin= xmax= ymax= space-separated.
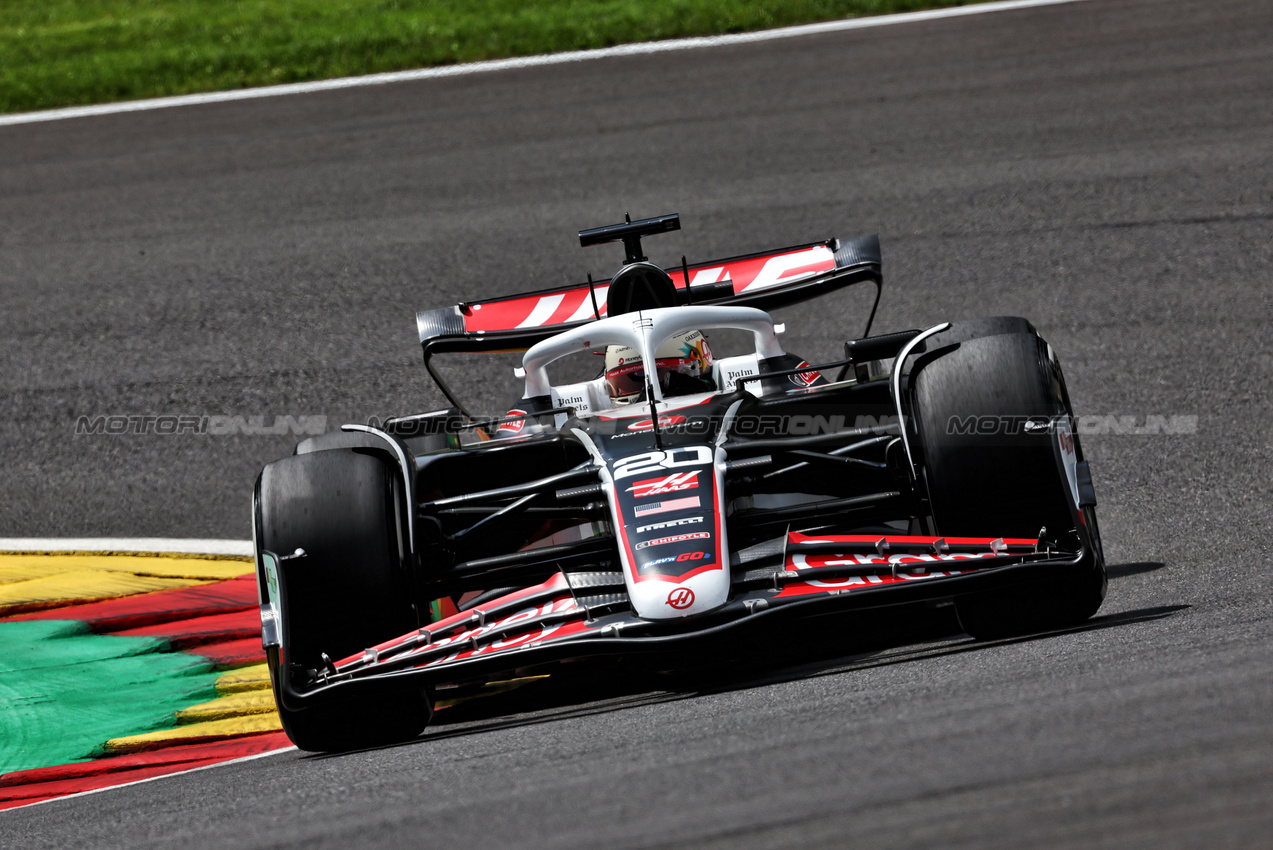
xmin=910 ymin=321 xmax=1105 ymax=639
xmin=256 ymin=448 xmax=431 ymax=752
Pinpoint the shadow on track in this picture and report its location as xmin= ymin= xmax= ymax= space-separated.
xmin=1106 ymin=561 xmax=1166 ymax=579
xmin=697 ymin=603 xmax=1192 ymax=697
xmin=303 ymin=596 xmax=1188 ymax=759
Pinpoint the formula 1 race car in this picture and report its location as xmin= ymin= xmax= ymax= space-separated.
xmin=253 ymin=213 xmax=1107 ymax=752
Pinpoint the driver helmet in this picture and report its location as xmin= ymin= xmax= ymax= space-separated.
xmin=603 ymin=330 xmax=715 ymax=404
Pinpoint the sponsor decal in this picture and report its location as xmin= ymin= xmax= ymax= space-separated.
xmin=792 ymin=552 xmax=998 ymax=570
xmin=775 ymin=568 xmax=978 ymax=597
xmin=779 ymin=551 xmax=995 ymax=594
xmin=498 ymin=409 xmax=527 ymax=434
xmin=626 ymin=415 xmax=687 ymax=432
xmin=1059 ymin=427 xmax=1075 ymax=455
xmin=612 ymin=445 xmax=712 ymax=479
xmin=666 ymin=588 xmax=696 ymax=610
xmin=633 ymin=532 xmax=710 ymax=551
xmin=460 ymin=246 xmax=834 ymax=334
xmin=418 ymin=596 xmax=583 ymax=666
xmin=596 ymin=396 xmax=712 ymax=421
xmin=607 ymin=418 xmax=713 ymax=438
xmin=608 ymin=361 xmax=643 ymax=379
xmin=788 ymin=361 xmax=822 ymax=387
xmin=628 ymin=471 xmax=700 ymax=498
xmin=636 ymin=516 xmax=704 ymax=534
xmin=737 ymin=246 xmax=836 ymax=293
xmin=639 ymin=552 xmax=707 ymax=572
xmin=632 ymin=496 xmax=701 ymax=516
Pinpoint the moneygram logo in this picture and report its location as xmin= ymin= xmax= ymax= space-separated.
xmin=627 ymin=415 xmax=687 ymax=432
xmin=627 ymin=471 xmax=699 ymax=498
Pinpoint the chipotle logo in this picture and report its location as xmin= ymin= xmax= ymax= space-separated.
xmin=788 ymin=362 xmax=821 ymax=387
xmin=633 ymin=531 xmax=710 ymax=551
xmin=498 ymin=409 xmax=527 ymax=434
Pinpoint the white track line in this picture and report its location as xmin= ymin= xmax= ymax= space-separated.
xmin=0 ymin=538 xmax=253 ymax=556
xmin=0 ymin=0 xmax=1086 ymax=128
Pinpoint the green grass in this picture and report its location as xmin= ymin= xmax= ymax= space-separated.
xmin=1 ymin=0 xmax=984 ymax=114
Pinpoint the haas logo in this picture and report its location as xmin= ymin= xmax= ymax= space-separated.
xmin=628 ymin=471 xmax=699 ymax=498
xmin=1058 ymin=429 xmax=1075 ymax=454
xmin=666 ymin=588 xmax=696 ymax=610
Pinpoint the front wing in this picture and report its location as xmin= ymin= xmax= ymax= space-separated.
xmin=271 ymin=534 xmax=1097 ymax=711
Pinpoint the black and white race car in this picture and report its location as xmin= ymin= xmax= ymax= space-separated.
xmin=253 ymin=213 xmax=1106 ymax=752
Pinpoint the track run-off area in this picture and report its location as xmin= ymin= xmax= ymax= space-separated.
xmin=0 ymin=540 xmax=292 ymax=810
xmin=1 ymin=0 xmax=1270 ymax=846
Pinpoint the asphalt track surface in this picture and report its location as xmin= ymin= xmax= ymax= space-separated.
xmin=2 ymin=0 xmax=1271 ymax=845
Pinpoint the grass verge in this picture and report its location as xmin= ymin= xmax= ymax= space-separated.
xmin=3 ymin=0 xmax=991 ymax=114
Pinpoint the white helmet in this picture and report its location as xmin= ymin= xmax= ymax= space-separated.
xmin=603 ymin=330 xmax=715 ymax=404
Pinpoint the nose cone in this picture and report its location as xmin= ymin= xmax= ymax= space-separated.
xmin=603 ymin=443 xmax=731 ymax=620
xmin=625 ymin=557 xmax=731 ymax=619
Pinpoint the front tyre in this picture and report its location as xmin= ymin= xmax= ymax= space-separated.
xmin=910 ymin=320 xmax=1106 ymax=639
xmin=256 ymin=448 xmax=431 ymax=751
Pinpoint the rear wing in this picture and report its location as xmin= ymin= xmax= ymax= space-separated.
xmin=416 ymin=233 xmax=883 ymax=355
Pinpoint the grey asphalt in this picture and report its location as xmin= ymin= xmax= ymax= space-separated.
xmin=2 ymin=0 xmax=1271 ymax=846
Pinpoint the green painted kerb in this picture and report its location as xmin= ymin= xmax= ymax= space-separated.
xmin=0 ymin=620 xmax=221 ymax=775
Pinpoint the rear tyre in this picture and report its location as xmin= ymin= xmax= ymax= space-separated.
xmin=256 ymin=448 xmax=431 ymax=751
xmin=910 ymin=321 xmax=1105 ymax=639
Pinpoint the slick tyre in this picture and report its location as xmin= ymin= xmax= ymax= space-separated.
xmin=910 ymin=321 xmax=1105 ymax=639
xmin=256 ymin=448 xmax=430 ymax=752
